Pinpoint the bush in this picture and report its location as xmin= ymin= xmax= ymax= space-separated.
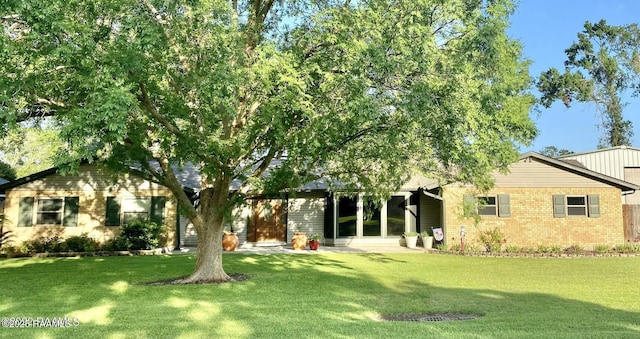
xmin=478 ymin=227 xmax=506 ymax=253
xmin=594 ymin=245 xmax=611 ymax=254
xmin=23 ymin=236 xmax=66 ymax=253
xmin=63 ymin=234 xmax=98 ymax=252
xmin=100 ymin=237 xmax=129 ymax=251
xmin=119 ymin=220 xmax=163 ymax=250
xmin=565 ymin=244 xmax=584 ymax=255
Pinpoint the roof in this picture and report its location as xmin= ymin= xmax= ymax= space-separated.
xmin=556 ymin=145 xmax=640 ymax=181
xmin=557 ymin=145 xmax=640 ymax=158
xmin=557 ymin=159 xmax=585 ymax=168
xmin=520 ymin=152 xmax=640 ymax=192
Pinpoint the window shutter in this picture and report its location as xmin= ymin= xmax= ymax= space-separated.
xmin=150 ymin=196 xmax=166 ymax=225
xmin=463 ymin=194 xmax=475 ymax=217
xmin=498 ymin=194 xmax=510 ymax=217
xmin=553 ymin=195 xmax=566 ymax=218
xmin=588 ymin=194 xmax=600 ymax=218
xmin=105 ymin=197 xmax=121 ymax=226
xmin=18 ymin=197 xmax=34 ymax=227
xmin=63 ymin=197 xmax=79 ymax=227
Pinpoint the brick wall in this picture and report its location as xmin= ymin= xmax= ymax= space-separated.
xmin=443 ymin=186 xmax=624 ymax=250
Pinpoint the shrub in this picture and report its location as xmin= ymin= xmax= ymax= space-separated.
xmin=550 ymin=245 xmax=563 ymax=254
xmin=504 ymin=245 xmax=520 ymax=253
xmin=478 ymin=227 xmax=506 ymax=253
xmin=565 ymin=244 xmax=584 ymax=255
xmin=63 ymin=234 xmax=99 ymax=252
xmin=119 ymin=220 xmax=163 ymax=250
xmin=23 ymin=236 xmax=65 ymax=253
xmin=593 ymin=245 xmax=611 ymax=254
xmin=537 ymin=245 xmax=550 ymax=253
xmin=101 ymin=237 xmax=129 ymax=251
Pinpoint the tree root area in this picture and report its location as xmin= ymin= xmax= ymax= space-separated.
xmin=145 ymin=273 xmax=249 ymax=285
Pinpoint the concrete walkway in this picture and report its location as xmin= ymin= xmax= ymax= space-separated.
xmin=173 ymin=245 xmax=430 ymax=255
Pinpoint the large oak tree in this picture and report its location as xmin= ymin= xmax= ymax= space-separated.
xmin=0 ymin=0 xmax=536 ymax=282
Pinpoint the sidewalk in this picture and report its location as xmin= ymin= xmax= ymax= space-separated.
xmin=173 ymin=245 xmax=428 ymax=255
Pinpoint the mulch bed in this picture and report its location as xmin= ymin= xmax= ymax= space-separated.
xmin=145 ymin=273 xmax=250 ymax=285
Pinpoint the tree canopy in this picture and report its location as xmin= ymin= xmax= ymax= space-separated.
xmin=537 ymin=20 xmax=640 ymax=147
xmin=0 ymin=159 xmax=16 ymax=181
xmin=539 ymin=146 xmax=573 ymax=158
xmin=1 ymin=0 xmax=537 ymax=282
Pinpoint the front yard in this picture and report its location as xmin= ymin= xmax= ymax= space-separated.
xmin=1 ymin=253 xmax=639 ymax=338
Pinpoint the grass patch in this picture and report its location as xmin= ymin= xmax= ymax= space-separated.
xmin=1 ymin=253 xmax=640 ymax=338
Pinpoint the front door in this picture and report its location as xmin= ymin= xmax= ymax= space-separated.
xmin=250 ymin=199 xmax=285 ymax=242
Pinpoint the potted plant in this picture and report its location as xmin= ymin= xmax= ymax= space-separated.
xmin=403 ymin=231 xmax=419 ymax=249
xmin=291 ymin=230 xmax=308 ymax=250
xmin=222 ymin=227 xmax=239 ymax=251
xmin=420 ymin=231 xmax=434 ymax=249
xmin=308 ymin=233 xmax=323 ymax=250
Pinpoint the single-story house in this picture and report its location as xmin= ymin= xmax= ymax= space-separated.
xmin=0 ymin=152 xmax=637 ymax=250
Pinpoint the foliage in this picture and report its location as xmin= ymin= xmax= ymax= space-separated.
xmin=539 ymin=146 xmax=573 ymax=158
xmin=0 ymin=0 xmax=537 ymax=281
xmin=537 ymin=20 xmax=640 ymax=147
xmin=0 ymin=159 xmax=16 ymax=181
xmin=504 ymin=245 xmax=520 ymax=253
xmin=477 ymin=227 xmax=506 ymax=252
xmin=118 ymin=220 xmax=163 ymax=250
xmin=403 ymin=232 xmax=418 ymax=237
xmin=615 ymin=242 xmax=640 ymax=254
xmin=549 ymin=245 xmax=563 ymax=254
xmin=420 ymin=231 xmax=432 ymax=238
xmin=0 ymin=126 xmax=61 ymax=177
xmin=22 ymin=236 xmax=65 ymax=253
xmin=307 ymin=233 xmax=323 ymax=241
xmin=63 ymin=234 xmax=99 ymax=252
xmin=537 ymin=244 xmax=550 ymax=254
xmin=564 ymin=244 xmax=585 ymax=255
xmin=101 ymin=237 xmax=130 ymax=252
xmin=594 ymin=245 xmax=612 ymax=254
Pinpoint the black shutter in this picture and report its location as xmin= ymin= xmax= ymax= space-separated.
xmin=150 ymin=196 xmax=166 ymax=225
xmin=105 ymin=197 xmax=121 ymax=226
xmin=63 ymin=197 xmax=79 ymax=227
xmin=18 ymin=197 xmax=34 ymax=227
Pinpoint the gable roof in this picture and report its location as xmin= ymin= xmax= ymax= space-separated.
xmin=0 ymin=164 xmax=196 ymax=195
xmin=520 ymin=152 xmax=640 ymax=192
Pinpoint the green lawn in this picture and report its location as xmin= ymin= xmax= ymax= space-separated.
xmin=1 ymin=253 xmax=640 ymax=338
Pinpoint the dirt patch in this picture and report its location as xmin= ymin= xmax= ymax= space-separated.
xmin=145 ymin=273 xmax=250 ymax=285
xmin=377 ymin=313 xmax=480 ymax=322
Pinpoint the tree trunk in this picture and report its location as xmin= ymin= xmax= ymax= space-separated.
xmin=180 ymin=215 xmax=231 ymax=283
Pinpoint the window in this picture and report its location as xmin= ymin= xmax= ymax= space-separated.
xmin=363 ymin=198 xmax=381 ymax=236
xmin=105 ymin=196 xmax=166 ymax=226
xmin=464 ymin=194 xmax=510 ymax=218
xmin=553 ymin=195 xmax=599 ymax=218
xmin=337 ymin=197 xmax=357 ymax=237
xmin=477 ymin=196 xmax=497 ymax=216
xmin=18 ymin=197 xmax=79 ymax=227
xmin=566 ymin=196 xmax=587 ymax=216
xmin=387 ymin=196 xmax=406 ymax=236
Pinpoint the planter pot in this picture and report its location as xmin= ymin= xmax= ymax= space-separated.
xmin=291 ymin=232 xmax=308 ymax=250
xmin=423 ymin=236 xmax=434 ymax=249
xmin=405 ymin=236 xmax=418 ymax=249
xmin=222 ymin=232 xmax=239 ymax=251
xmin=309 ymin=240 xmax=320 ymax=251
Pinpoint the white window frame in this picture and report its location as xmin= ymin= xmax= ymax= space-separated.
xmin=35 ymin=197 xmax=65 ymax=225
xmin=477 ymin=196 xmax=498 ymax=216
xmin=566 ymin=195 xmax=587 ymax=217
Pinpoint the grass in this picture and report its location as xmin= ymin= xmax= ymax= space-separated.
xmin=1 ymin=253 xmax=640 ymax=338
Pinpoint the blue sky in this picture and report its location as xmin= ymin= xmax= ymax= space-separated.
xmin=508 ymin=0 xmax=640 ymax=153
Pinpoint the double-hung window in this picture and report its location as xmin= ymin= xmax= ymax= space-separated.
xmin=18 ymin=197 xmax=79 ymax=227
xmin=553 ymin=194 xmax=600 ymax=218
xmin=105 ymin=196 xmax=166 ymax=226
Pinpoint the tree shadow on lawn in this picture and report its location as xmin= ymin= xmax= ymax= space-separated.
xmin=1 ymin=254 xmax=639 ymax=338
